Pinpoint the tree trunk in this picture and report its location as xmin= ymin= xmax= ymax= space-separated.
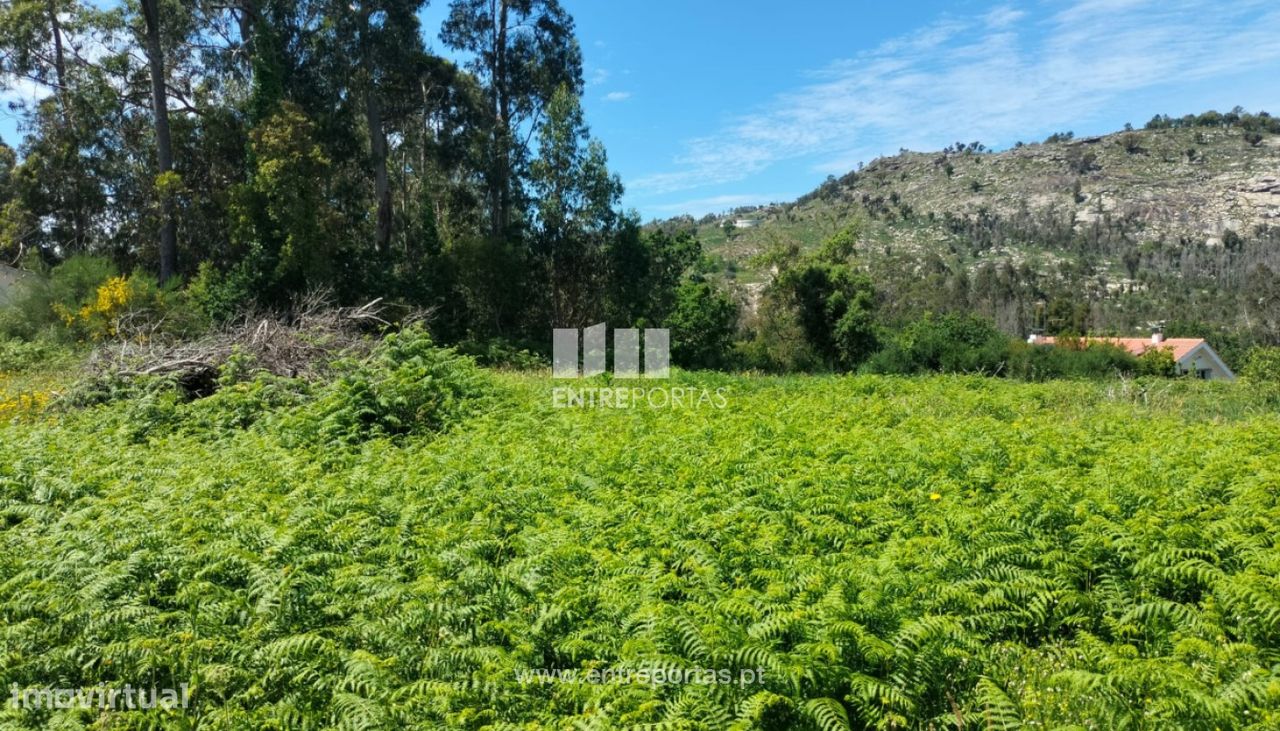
xmin=141 ymin=0 xmax=177 ymax=283
xmin=490 ymin=0 xmax=509 ymax=237
xmin=46 ymin=0 xmax=66 ymax=90
xmin=237 ymin=0 xmax=255 ymax=57
xmin=366 ymin=87 xmax=391 ymax=254
xmin=47 ymin=0 xmax=84 ymax=248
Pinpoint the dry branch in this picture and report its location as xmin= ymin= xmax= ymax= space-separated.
xmin=92 ymin=292 xmax=410 ymax=384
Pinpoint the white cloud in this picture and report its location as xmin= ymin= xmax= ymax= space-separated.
xmin=983 ymin=5 xmax=1026 ymax=29
xmin=587 ymin=67 xmax=610 ymax=87
xmin=633 ymin=0 xmax=1280 ymax=195
xmin=603 ymin=91 xmax=632 ymax=102
xmin=0 ymin=76 xmax=50 ymax=106
xmin=0 ymin=77 xmax=51 ymax=141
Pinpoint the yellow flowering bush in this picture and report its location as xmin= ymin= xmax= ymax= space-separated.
xmin=52 ymin=275 xmax=134 ymax=339
xmin=0 ymin=390 xmax=51 ymax=421
xmin=3 ymin=256 xmax=200 ymax=343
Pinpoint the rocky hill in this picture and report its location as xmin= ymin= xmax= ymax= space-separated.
xmin=657 ymin=116 xmax=1280 ymax=350
xmin=684 ymin=124 xmax=1280 ymax=269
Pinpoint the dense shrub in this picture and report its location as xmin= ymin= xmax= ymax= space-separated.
xmin=287 ymin=326 xmax=493 ymax=447
xmin=775 ymin=263 xmax=878 ymax=370
xmin=865 ymin=313 xmax=1009 ymax=375
xmin=1241 ymin=346 xmax=1280 ymax=381
xmin=1005 ymin=339 xmax=1141 ymax=380
xmin=453 ymin=337 xmax=545 ymax=370
xmin=735 ymin=304 xmax=823 ymax=373
xmin=0 ymin=256 xmax=198 ymax=341
xmin=58 ymin=327 xmax=492 ymax=447
xmin=0 ymin=255 xmax=116 ymax=339
xmin=750 ymin=227 xmax=879 ymax=372
xmin=863 ymin=316 xmax=1167 ymax=380
xmin=1136 ymin=346 xmax=1177 ymax=377
xmin=666 ymin=278 xmax=738 ymax=369
xmin=0 ymin=337 xmax=70 ymax=373
xmin=182 ymin=261 xmax=254 ymax=327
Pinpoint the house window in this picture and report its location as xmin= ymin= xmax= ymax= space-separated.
xmin=1197 ymin=368 xmax=1211 ymax=379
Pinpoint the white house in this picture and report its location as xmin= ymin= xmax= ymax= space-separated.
xmin=1027 ymin=330 xmax=1235 ymax=380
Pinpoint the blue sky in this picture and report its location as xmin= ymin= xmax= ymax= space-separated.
xmin=5 ymin=0 xmax=1280 ymax=220
xmin=499 ymin=0 xmax=1280 ymax=220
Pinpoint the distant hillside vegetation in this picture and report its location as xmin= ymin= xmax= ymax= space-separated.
xmin=656 ymin=109 xmax=1280 ymax=356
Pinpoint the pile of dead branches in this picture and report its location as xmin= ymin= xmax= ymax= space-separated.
xmin=91 ymin=292 xmax=406 ymax=387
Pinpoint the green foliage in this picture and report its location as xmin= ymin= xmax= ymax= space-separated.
xmin=858 ymin=314 xmax=1174 ymax=381
xmin=605 ymin=226 xmax=704 ymax=327
xmin=1005 ymin=339 xmax=1142 ymax=380
xmin=230 ymin=101 xmax=345 ymax=300
xmin=0 ymin=0 xmax=650 ymax=348
xmin=0 ymin=254 xmax=116 ymax=338
xmin=1241 ymin=347 xmax=1280 ymax=381
xmin=3 ymin=372 xmax=1280 ymax=728
xmin=767 ymin=228 xmax=879 ymax=371
xmin=737 ymin=300 xmax=823 ymax=373
xmin=1146 ymin=107 xmax=1280 ymax=134
xmin=286 ymin=326 xmax=493 ymax=447
xmin=530 ymin=84 xmax=625 ymax=326
xmin=867 ymin=313 xmax=1009 ymax=375
xmin=1 ymin=255 xmax=200 ymax=341
xmin=666 ymin=278 xmax=738 ymax=370
xmin=182 ymin=260 xmax=252 ymax=326
xmin=453 ymin=337 xmax=545 ymax=370
xmin=0 ymin=336 xmax=70 ymax=372
xmin=1137 ymin=346 xmax=1177 ymax=377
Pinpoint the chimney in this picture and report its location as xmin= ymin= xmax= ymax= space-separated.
xmin=1151 ymin=325 xmax=1165 ymax=344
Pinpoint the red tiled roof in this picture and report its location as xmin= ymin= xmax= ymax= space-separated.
xmin=1033 ymin=336 xmax=1206 ymax=362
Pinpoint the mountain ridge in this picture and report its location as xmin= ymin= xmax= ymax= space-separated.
xmin=652 ymin=112 xmax=1280 ymax=351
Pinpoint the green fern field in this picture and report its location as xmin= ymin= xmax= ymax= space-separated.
xmin=4 ymin=347 xmax=1280 ymax=729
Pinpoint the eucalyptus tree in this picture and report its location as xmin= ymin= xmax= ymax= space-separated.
xmin=528 ymin=84 xmax=620 ymax=325
xmin=0 ymin=0 xmax=117 ymax=254
xmin=440 ymin=0 xmax=582 ymax=239
xmin=138 ymin=0 xmax=177 ymax=281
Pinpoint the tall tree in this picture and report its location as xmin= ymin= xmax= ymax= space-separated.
xmin=312 ymin=0 xmax=427 ymax=256
xmin=0 ymin=0 xmax=71 ymax=92
xmin=441 ymin=0 xmax=581 ymax=238
xmin=0 ymin=0 xmax=100 ymax=250
xmin=359 ymin=0 xmax=424 ymax=255
xmin=139 ymin=0 xmax=177 ymax=282
xmin=529 ymin=84 xmax=620 ymax=324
